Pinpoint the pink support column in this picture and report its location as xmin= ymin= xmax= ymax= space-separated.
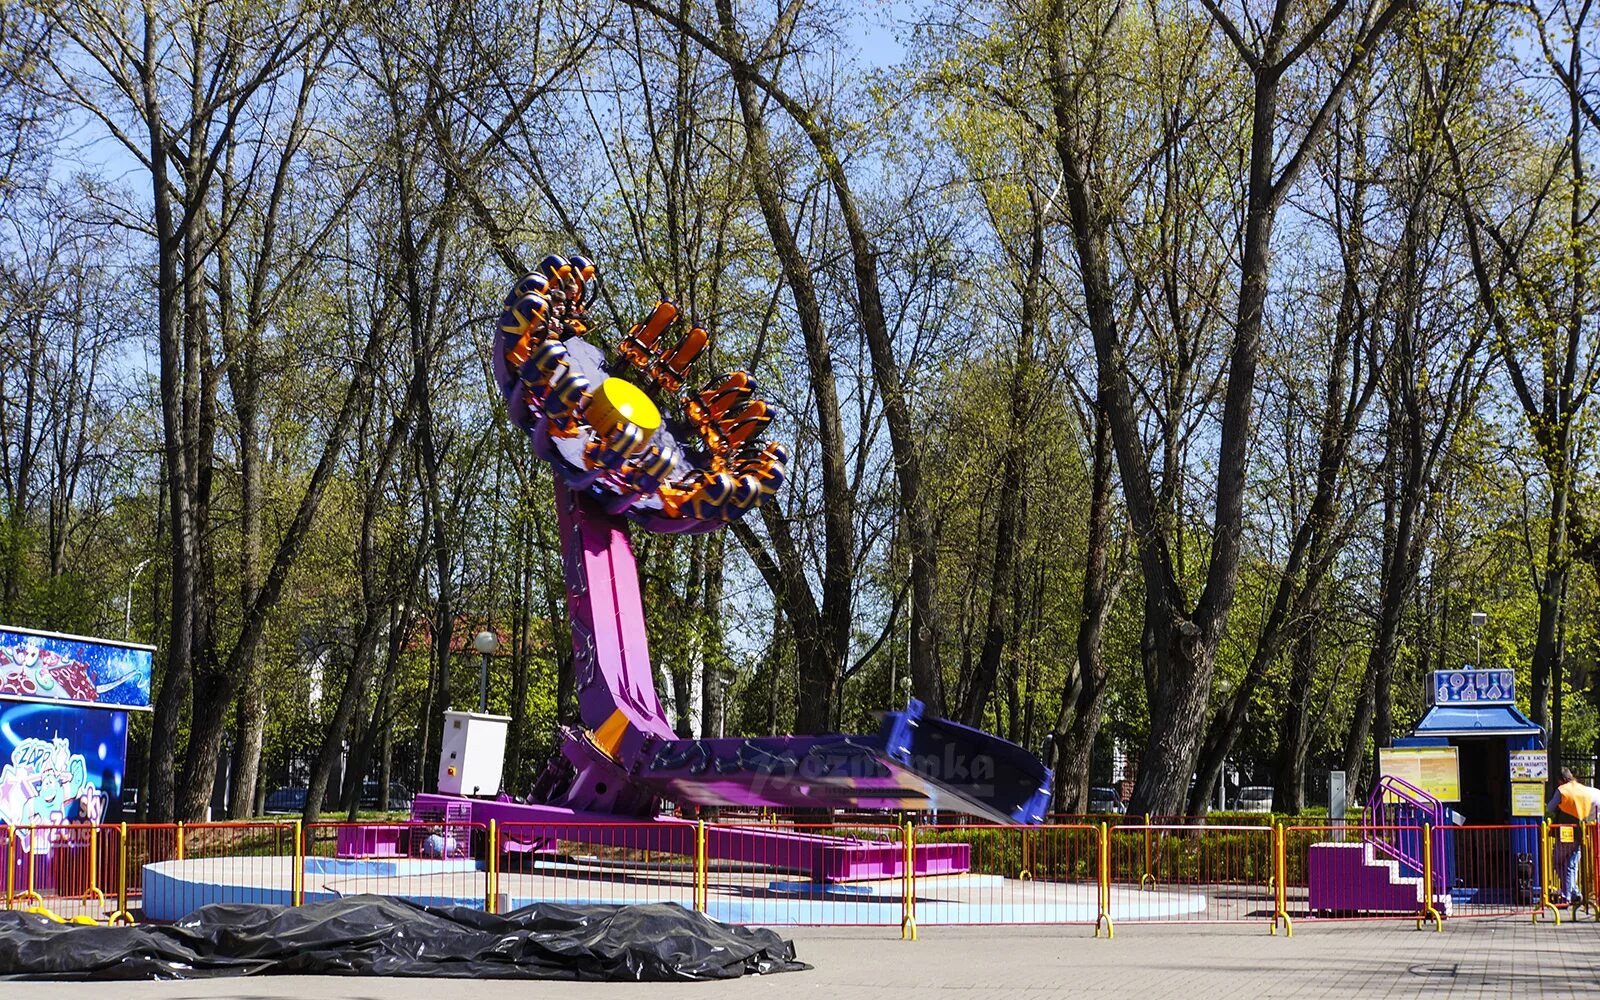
xmin=554 ymin=482 xmax=678 ymax=741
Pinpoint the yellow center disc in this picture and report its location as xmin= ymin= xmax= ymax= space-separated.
xmin=587 ymin=377 xmax=662 ymax=439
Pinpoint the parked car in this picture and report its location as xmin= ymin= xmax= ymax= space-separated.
xmin=1088 ymin=786 xmax=1126 ymax=815
xmin=1235 ymin=786 xmax=1273 ymax=813
xmin=360 ymin=782 xmax=414 ymax=812
xmin=263 ymin=787 xmax=307 ymax=815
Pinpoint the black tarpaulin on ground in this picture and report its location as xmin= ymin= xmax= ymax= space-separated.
xmin=0 ymin=895 xmax=809 ymax=981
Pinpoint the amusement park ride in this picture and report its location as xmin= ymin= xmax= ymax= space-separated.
xmin=408 ymin=255 xmax=1054 ymax=879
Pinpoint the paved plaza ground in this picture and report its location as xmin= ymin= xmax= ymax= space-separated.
xmin=6 ymin=916 xmax=1600 ymax=998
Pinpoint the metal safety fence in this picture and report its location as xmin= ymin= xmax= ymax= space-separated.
xmin=917 ymin=823 xmax=1100 ymax=928
xmin=1281 ymin=823 xmax=1438 ymax=927
xmin=497 ymin=820 xmax=698 ymax=915
xmin=1540 ymin=820 xmax=1600 ymax=924
xmin=706 ymin=822 xmax=907 ymax=927
xmin=3 ymin=816 xmax=1595 ymax=934
xmin=4 ymin=824 xmax=118 ymax=923
xmin=302 ymin=821 xmax=489 ymax=911
xmin=139 ymin=822 xmax=299 ymax=921
xmin=1105 ymin=822 xmax=1274 ymax=923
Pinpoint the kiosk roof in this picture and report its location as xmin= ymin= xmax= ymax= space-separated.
xmin=1412 ymin=703 xmax=1541 ymax=737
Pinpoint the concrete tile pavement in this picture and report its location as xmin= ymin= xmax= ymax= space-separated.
xmin=6 ymin=918 xmax=1600 ymax=998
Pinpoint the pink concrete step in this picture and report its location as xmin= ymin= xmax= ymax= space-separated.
xmin=1307 ymin=842 xmax=1451 ymax=916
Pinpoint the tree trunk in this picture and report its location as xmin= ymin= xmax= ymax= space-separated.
xmin=1272 ymin=609 xmax=1323 ymax=813
xmin=1185 ymin=179 xmax=1376 ymax=816
xmin=504 ymin=498 xmax=534 ymax=787
xmin=1345 ymin=654 xmax=1378 ymax=796
xmin=1044 ymin=0 xmax=1404 ymax=820
xmin=367 ymin=584 xmax=414 ymax=816
xmin=304 ymin=405 xmax=409 ymax=826
xmin=714 ymin=4 xmax=854 ymax=733
xmin=1531 ymin=513 xmax=1568 ymax=733
xmin=229 ymin=671 xmax=268 ymax=816
xmin=961 ymin=219 xmax=1042 ymax=727
xmin=174 ymin=285 xmax=386 ymax=822
xmin=423 ymin=576 xmax=452 ymax=789
xmin=220 ymin=138 xmax=267 ymax=820
xmin=305 ymin=626 xmax=383 ymax=826
xmin=699 ymin=533 xmax=727 ymax=739
xmin=1051 ymin=401 xmax=1117 ymax=814
xmin=411 ymin=262 xmax=453 ymax=792
xmin=144 ymin=1 xmax=193 ymax=824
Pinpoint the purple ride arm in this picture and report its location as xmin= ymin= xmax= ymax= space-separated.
xmin=555 ymin=481 xmax=680 ymax=743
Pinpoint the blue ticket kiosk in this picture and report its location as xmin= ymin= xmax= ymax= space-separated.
xmin=1390 ymin=668 xmax=1543 ymax=904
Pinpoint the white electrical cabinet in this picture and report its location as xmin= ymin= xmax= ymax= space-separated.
xmin=437 ymin=710 xmax=511 ymax=797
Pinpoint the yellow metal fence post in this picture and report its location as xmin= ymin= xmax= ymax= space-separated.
xmin=909 ymin=820 xmax=917 ymax=938
xmin=82 ymin=825 xmax=105 ymax=910
xmin=292 ymin=820 xmax=303 ymax=907
xmin=487 ymin=819 xmax=499 ymax=914
xmin=1094 ymin=821 xmax=1113 ymax=939
xmin=900 ymin=820 xmax=917 ymax=941
xmin=5 ymin=825 xmax=12 ymax=909
xmin=1577 ymin=820 xmax=1599 ymax=921
xmin=1140 ymin=814 xmax=1155 ymax=890
xmin=1591 ymin=821 xmax=1600 ymax=922
xmin=1271 ymin=822 xmax=1292 ymax=937
xmin=694 ymin=820 xmax=707 ymax=913
xmin=1270 ymin=823 xmax=1279 ymax=936
xmin=110 ymin=822 xmax=132 ymax=925
xmin=19 ymin=825 xmax=40 ymax=905
xmin=1536 ymin=818 xmax=1561 ymax=924
xmin=1418 ymin=823 xmax=1442 ymax=931
xmin=175 ymin=821 xmax=185 ymax=862
xmin=1280 ymin=822 xmax=1293 ymax=936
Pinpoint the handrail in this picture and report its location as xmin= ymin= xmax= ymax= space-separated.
xmin=1367 ymin=774 xmax=1443 ymax=816
xmin=1364 ymin=775 xmax=1445 ymax=895
xmin=1366 ymin=774 xmax=1445 ymax=830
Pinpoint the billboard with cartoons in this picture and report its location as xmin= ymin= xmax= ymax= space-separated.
xmin=0 ymin=626 xmax=145 ymax=851
xmin=0 ymin=700 xmax=126 ymax=851
xmin=0 ymin=626 xmax=152 ymax=710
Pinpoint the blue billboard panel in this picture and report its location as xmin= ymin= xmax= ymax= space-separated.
xmin=0 ymin=626 xmax=152 ymax=710
xmin=1432 ymin=668 xmax=1516 ymax=706
xmin=0 ymin=700 xmax=126 ymax=849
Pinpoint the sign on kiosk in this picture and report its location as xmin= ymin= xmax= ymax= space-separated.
xmin=1509 ymin=749 xmax=1549 ymax=817
xmin=1512 ymin=782 xmax=1546 ymax=817
xmin=1431 ymin=668 xmax=1515 ymax=706
xmin=1509 ymin=750 xmax=1548 ymax=782
xmin=1378 ymin=746 xmax=1461 ymax=801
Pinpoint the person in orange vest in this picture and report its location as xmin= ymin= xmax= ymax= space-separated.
xmin=1546 ymin=767 xmax=1600 ymax=903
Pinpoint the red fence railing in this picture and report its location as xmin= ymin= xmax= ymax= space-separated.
xmin=2 ymin=816 xmax=1589 ymax=933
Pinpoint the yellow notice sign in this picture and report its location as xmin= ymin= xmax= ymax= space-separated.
xmin=1378 ymin=747 xmax=1461 ymax=801
xmin=1512 ymin=781 xmax=1546 ymax=817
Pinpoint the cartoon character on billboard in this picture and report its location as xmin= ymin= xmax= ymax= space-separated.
xmin=0 ymin=633 xmax=150 ymax=706
xmin=0 ymin=737 xmax=106 ymax=853
xmin=0 ymin=638 xmax=99 ymax=703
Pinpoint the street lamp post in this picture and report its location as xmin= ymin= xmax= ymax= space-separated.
xmin=473 ymin=630 xmax=499 ymax=713
xmin=1470 ymin=610 xmax=1487 ymax=667
xmin=1215 ymin=679 xmax=1233 ymax=810
xmin=125 ymin=556 xmax=153 ymax=640
xmin=719 ymin=674 xmax=733 ymax=739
